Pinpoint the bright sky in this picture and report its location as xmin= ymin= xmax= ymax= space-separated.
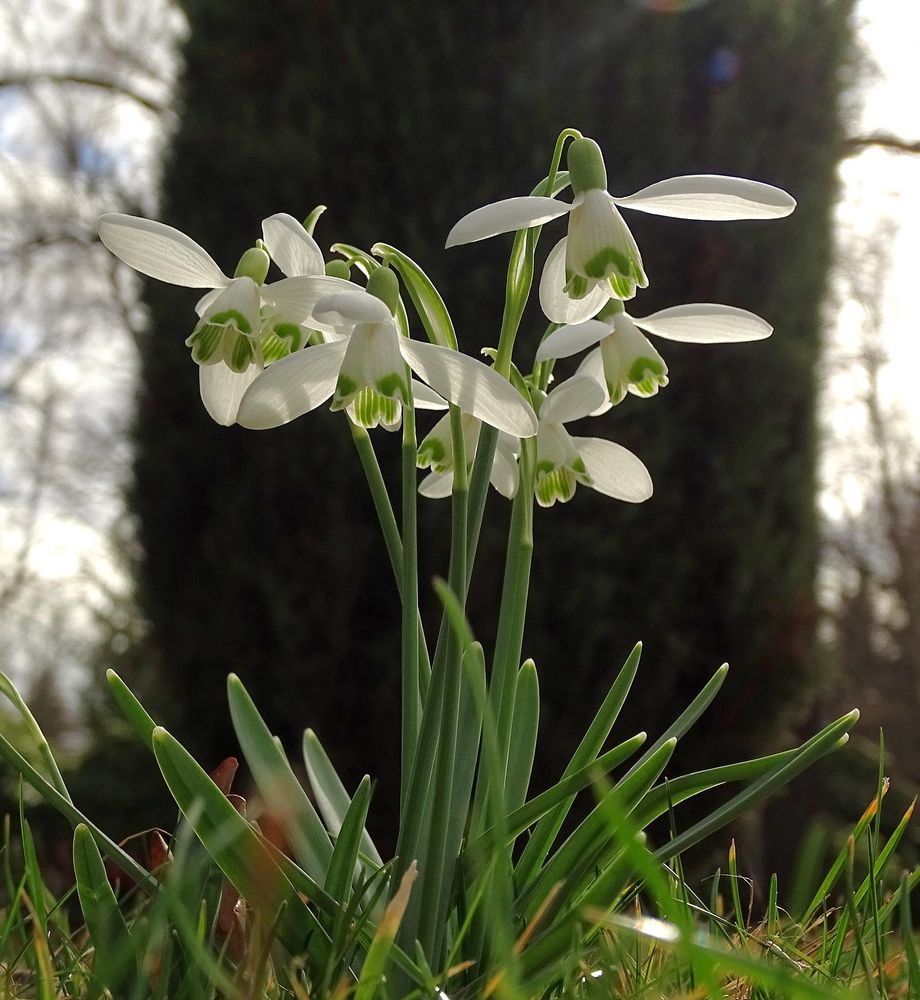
xmin=821 ymin=0 xmax=920 ymax=518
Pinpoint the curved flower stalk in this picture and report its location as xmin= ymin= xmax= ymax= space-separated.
xmin=537 ymin=300 xmax=772 ymax=406
xmin=447 ymin=135 xmax=796 ymax=311
xmin=417 ymin=412 xmax=520 ymax=499
xmin=236 ymin=273 xmax=539 ymax=439
xmin=533 ymin=375 xmax=653 ymax=507
xmin=98 ymin=212 xmax=353 ymax=424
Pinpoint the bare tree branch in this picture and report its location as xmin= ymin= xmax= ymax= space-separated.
xmin=0 ymin=72 xmax=168 ymax=115
xmin=844 ymin=132 xmax=920 ymax=157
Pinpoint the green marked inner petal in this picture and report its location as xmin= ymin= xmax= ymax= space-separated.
xmin=209 ymin=308 xmax=252 ymax=335
xmin=349 ymin=386 xmax=402 ymax=429
xmin=583 ymin=245 xmax=632 ymax=280
xmin=225 ymin=331 xmax=254 ymax=373
xmin=535 ymin=465 xmax=578 ymax=507
xmin=186 ymin=323 xmax=224 ymax=364
xmin=376 ymin=370 xmax=408 ymax=401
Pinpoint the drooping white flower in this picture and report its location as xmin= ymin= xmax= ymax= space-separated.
xmin=98 ymin=212 xmax=351 ymax=425
xmin=417 ymin=412 xmax=520 ymax=499
xmin=533 ymin=375 xmax=652 ymax=508
xmin=236 ymin=271 xmax=538 ymax=440
xmin=536 ymin=300 xmax=772 ymax=407
xmin=447 ymin=136 xmax=795 ymax=308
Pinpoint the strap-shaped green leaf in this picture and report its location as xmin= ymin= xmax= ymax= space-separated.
xmin=325 ymin=775 xmax=373 ymax=903
xmin=303 ymin=729 xmax=384 ymax=870
xmin=0 ymin=669 xmax=70 ymax=803
xmin=151 ymin=726 xmax=334 ymax=965
xmin=73 ymin=823 xmax=138 ymax=994
xmin=504 ymin=660 xmax=539 ymax=815
xmin=105 ymin=669 xmax=157 ymax=746
xmin=472 ymin=732 xmax=646 ymax=852
xmin=514 ymin=642 xmax=642 ymax=884
xmin=520 ymin=737 xmax=677 ymax=918
xmin=226 ymin=674 xmax=333 ymax=883
xmin=372 ymin=242 xmax=458 ymax=350
xmin=0 ymin=729 xmax=157 ymax=894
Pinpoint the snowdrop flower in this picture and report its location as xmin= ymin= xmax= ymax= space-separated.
xmin=447 ymin=136 xmax=795 ymax=308
xmin=533 ymin=375 xmax=652 ymax=507
xmin=417 ymin=412 xmax=520 ymax=499
xmin=536 ymin=300 xmax=772 ymax=406
xmin=98 ymin=212 xmax=351 ymax=425
xmin=236 ymin=268 xmax=538 ymax=439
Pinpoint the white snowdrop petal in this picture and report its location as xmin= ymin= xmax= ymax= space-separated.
xmin=399 ymin=340 xmax=538 ymax=438
xmin=445 ymin=196 xmax=572 ymax=248
xmin=236 ymin=340 xmax=347 ymax=429
xmin=412 ymin=381 xmax=449 ymax=410
xmin=419 ymin=471 xmax=454 ymax=499
xmin=539 ymin=238 xmax=611 ymax=324
xmin=575 ymin=348 xmax=614 ymax=416
xmin=612 ymin=175 xmax=796 ymax=220
xmin=262 ymin=275 xmax=356 ymax=324
xmin=195 ymin=287 xmax=223 ymax=318
xmin=540 ymin=374 xmax=607 ymax=424
xmin=632 ymin=303 xmax=772 ymax=343
xmin=490 ymin=447 xmax=520 ymax=499
xmin=314 ymin=290 xmax=393 ymax=326
xmin=261 ymin=214 xmax=325 ymax=277
xmin=203 ymin=277 xmax=261 ymax=332
xmin=199 ymin=363 xmax=261 ymax=426
xmin=572 ymin=436 xmax=653 ymax=503
xmin=536 ymin=320 xmax=612 ymax=362
xmin=99 ymin=213 xmax=230 ymax=287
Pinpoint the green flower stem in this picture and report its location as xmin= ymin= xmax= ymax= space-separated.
xmin=350 ymin=421 xmax=431 ymax=703
xmin=400 ymin=395 xmax=421 ymax=814
xmin=391 ymin=406 xmax=469 ymax=960
xmin=466 ymin=129 xmax=578 ymax=574
xmin=471 ymin=441 xmax=536 ymax=836
xmin=415 ymin=405 xmax=469 ymax=964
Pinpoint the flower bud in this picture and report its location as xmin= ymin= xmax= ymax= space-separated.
xmin=234 ymin=246 xmax=270 ymax=284
xmin=365 ymin=266 xmax=400 ymax=315
xmin=325 ymin=259 xmax=351 ymax=280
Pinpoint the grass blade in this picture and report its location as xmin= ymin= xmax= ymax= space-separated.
xmin=73 ymin=823 xmax=139 ymax=994
xmin=226 ymin=673 xmax=333 ymax=883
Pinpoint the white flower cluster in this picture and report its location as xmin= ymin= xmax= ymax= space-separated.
xmin=98 ymin=133 xmax=794 ymax=508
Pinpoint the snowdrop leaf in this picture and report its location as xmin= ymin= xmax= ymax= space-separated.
xmin=372 ymin=243 xmax=458 ymax=349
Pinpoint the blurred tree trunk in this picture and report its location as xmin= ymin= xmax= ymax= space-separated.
xmin=130 ymin=0 xmax=855 ymax=856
